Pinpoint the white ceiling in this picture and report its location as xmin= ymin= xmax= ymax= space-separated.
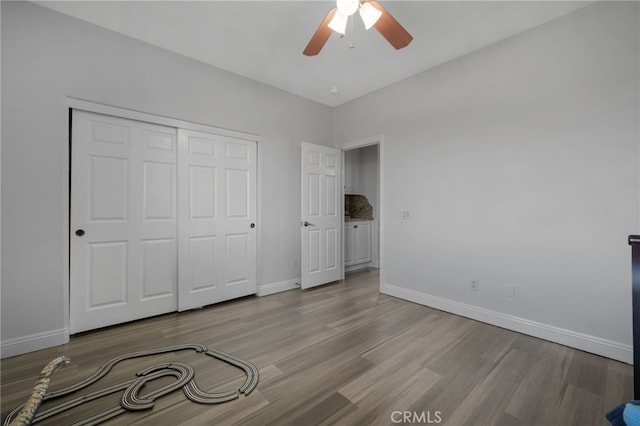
xmin=36 ymin=1 xmax=592 ymax=107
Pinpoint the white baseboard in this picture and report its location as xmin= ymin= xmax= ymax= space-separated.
xmin=1 ymin=328 xmax=69 ymax=359
xmin=257 ymin=278 xmax=300 ymax=297
xmin=345 ymin=262 xmax=372 ymax=273
xmin=381 ymin=282 xmax=633 ymax=364
xmin=1 ymin=279 xmax=301 ymax=358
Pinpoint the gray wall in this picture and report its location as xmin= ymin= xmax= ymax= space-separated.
xmin=1 ymin=1 xmax=333 ymax=352
xmin=334 ymin=1 xmax=639 ymax=360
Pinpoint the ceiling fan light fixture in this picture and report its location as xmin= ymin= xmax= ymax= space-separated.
xmin=336 ymin=0 xmax=359 ymax=16
xmin=304 ymin=0 xmax=413 ymax=56
xmin=328 ymin=11 xmax=348 ymax=35
xmin=359 ymin=2 xmax=382 ymax=30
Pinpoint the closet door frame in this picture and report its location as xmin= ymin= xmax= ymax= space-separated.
xmin=62 ymin=97 xmax=260 ymax=336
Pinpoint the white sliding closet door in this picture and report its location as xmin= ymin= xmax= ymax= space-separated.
xmin=70 ymin=110 xmax=258 ymax=333
xmin=177 ymin=129 xmax=257 ymax=311
xmin=70 ymin=110 xmax=178 ymax=334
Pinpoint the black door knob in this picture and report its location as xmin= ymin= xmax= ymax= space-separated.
xmin=75 ymin=229 xmax=85 ymax=237
xmin=250 ymin=223 xmax=255 ymax=228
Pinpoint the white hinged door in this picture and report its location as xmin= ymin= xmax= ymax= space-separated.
xmin=301 ymin=142 xmax=342 ymax=289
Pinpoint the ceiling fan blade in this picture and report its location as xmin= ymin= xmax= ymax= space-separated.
xmin=303 ymin=7 xmax=337 ymax=56
xmin=369 ymin=1 xmax=413 ymax=50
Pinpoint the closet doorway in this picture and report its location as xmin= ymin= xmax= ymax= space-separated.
xmin=69 ymin=109 xmax=257 ymax=334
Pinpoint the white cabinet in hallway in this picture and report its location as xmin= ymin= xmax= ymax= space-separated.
xmin=344 ymin=221 xmax=371 ymax=270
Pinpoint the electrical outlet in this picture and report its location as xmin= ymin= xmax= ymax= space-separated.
xmin=505 ymin=285 xmax=515 ymax=298
xmin=293 ymin=259 xmax=298 ymax=269
xmin=401 ymin=210 xmax=410 ymax=220
xmin=471 ymin=280 xmax=479 ymax=291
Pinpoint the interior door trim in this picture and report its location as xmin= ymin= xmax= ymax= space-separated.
xmin=339 ymin=135 xmax=385 ymax=286
xmin=65 ymin=98 xmax=258 ymax=142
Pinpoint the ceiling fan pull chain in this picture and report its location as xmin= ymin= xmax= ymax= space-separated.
xmin=349 ymin=14 xmax=356 ymax=49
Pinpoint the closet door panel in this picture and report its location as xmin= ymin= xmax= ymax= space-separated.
xmin=70 ymin=110 xmax=178 ymax=334
xmin=178 ymin=129 xmax=257 ymax=311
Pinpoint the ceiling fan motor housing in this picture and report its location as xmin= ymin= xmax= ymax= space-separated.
xmin=336 ymin=0 xmax=360 ymax=16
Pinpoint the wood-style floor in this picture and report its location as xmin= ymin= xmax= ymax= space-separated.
xmin=1 ymin=269 xmax=633 ymax=425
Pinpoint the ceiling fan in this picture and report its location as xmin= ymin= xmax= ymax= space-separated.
xmin=303 ymin=0 xmax=413 ymax=56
